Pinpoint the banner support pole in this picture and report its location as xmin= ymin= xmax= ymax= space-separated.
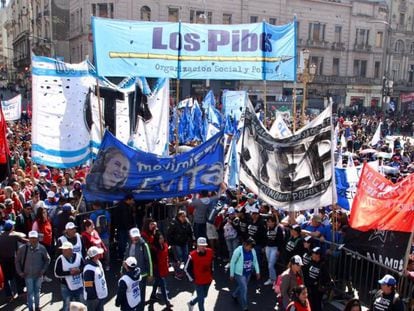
xmin=96 ymin=78 xmax=104 ymax=139
xmin=403 ymin=230 xmax=414 ymax=273
xmin=293 ymin=82 xmax=297 ymax=133
xmin=175 ymin=79 xmax=180 ymax=153
xmin=263 ymin=80 xmax=267 ymax=128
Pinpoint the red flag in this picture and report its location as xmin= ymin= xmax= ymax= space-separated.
xmin=349 ymin=163 xmax=414 ymax=232
xmin=0 ymin=105 xmax=9 ymax=164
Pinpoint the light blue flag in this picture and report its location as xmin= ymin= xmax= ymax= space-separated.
xmin=227 ymin=135 xmax=240 ymax=189
xmin=191 ymin=101 xmax=203 ymax=142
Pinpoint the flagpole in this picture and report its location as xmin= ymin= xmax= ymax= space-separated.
xmin=96 ymin=78 xmax=104 ymax=139
xmin=175 ymin=79 xmax=180 ymax=153
xmin=263 ymin=80 xmax=267 ymax=129
xmin=403 ymin=230 xmax=414 ymax=272
xmin=175 ymin=20 xmax=182 ymax=154
xmin=292 ymin=82 xmax=297 ymax=133
xmin=330 ymin=103 xmax=337 ymax=245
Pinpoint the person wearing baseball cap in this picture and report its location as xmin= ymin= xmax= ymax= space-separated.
xmin=303 ymin=247 xmax=332 ymax=311
xmin=371 ymin=274 xmax=404 ymax=311
xmin=82 ymin=246 xmax=107 ymax=310
xmin=281 ymin=224 xmax=305 ymax=266
xmin=54 ymin=241 xmax=84 ymax=311
xmin=124 ymin=227 xmax=152 ymax=311
xmin=115 ymin=256 xmax=142 ymax=311
xmin=301 ymin=236 xmax=313 ymax=266
xmin=278 ymin=255 xmax=305 ymax=309
xmin=229 ymin=237 xmax=260 ymax=310
xmin=57 ymin=222 xmax=83 ymax=258
xmin=15 ymin=230 xmax=51 ymax=311
xmin=0 ymin=219 xmax=26 ymax=300
xmin=184 ymin=237 xmax=214 ymax=311
xmin=244 ymin=192 xmax=260 ymax=214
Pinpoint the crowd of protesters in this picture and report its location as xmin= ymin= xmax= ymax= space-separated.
xmin=0 ymin=108 xmax=413 ymax=311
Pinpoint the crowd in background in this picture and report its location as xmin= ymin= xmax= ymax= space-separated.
xmin=0 ymin=108 xmax=413 ymax=311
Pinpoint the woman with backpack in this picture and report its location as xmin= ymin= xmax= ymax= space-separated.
xmin=286 ymin=285 xmax=312 ymax=311
xmin=277 ymin=255 xmax=305 ymax=310
xmin=229 ymin=237 xmax=260 ymax=311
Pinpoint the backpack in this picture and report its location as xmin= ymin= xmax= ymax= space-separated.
xmin=223 ymin=222 xmax=238 ymax=239
xmin=273 ymin=274 xmax=283 ymax=295
xmin=95 ymin=212 xmax=109 ymax=234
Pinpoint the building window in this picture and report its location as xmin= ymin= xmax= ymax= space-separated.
xmin=409 ymin=64 xmax=414 ymax=83
xmin=310 ymin=56 xmax=323 ymax=75
xmin=395 ymin=40 xmax=405 ymax=53
xmin=400 ymin=13 xmax=405 ymax=26
xmin=333 ymin=58 xmax=339 ymax=76
xmin=223 ymin=13 xmax=232 ymax=24
xmin=141 ymin=6 xmax=151 ymax=21
xmin=410 ymin=42 xmax=414 ymax=54
xmin=334 ymin=25 xmax=342 ymax=43
xmin=168 ymin=7 xmax=179 ymax=22
xmin=308 ymin=22 xmax=326 ymax=42
xmin=392 ymin=62 xmax=400 ymax=80
xmin=353 ymin=59 xmax=367 ymax=77
xmin=92 ymin=3 xmax=114 ymax=18
xmin=355 ymin=28 xmax=369 ymax=46
xmin=375 ymin=32 xmax=383 ymax=48
xmin=374 ymin=61 xmax=381 ymax=79
xmin=250 ymin=16 xmax=258 ymax=23
xmin=269 ymin=18 xmax=277 ymax=25
xmin=190 ymin=10 xmax=212 ymax=24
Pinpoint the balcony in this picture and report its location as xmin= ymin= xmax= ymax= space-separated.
xmin=306 ymin=39 xmax=330 ymax=49
xmin=354 ymin=43 xmax=372 ymax=52
xmin=331 ymin=42 xmax=345 ymax=51
xmin=313 ymin=75 xmax=381 ymax=85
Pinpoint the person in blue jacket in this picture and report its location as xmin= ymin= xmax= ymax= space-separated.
xmin=229 ymin=237 xmax=260 ymax=311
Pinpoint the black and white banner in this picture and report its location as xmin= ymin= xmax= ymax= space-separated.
xmin=344 ymin=228 xmax=410 ymax=272
xmin=239 ymin=101 xmax=333 ymax=211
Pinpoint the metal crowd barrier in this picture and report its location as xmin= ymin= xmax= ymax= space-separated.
xmin=322 ymin=239 xmax=414 ymax=309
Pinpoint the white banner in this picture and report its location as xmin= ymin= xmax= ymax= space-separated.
xmin=115 ymin=98 xmax=130 ymax=144
xmin=130 ymin=78 xmax=170 ymax=156
xmin=1 ymin=94 xmax=22 ymax=121
xmin=239 ymin=100 xmax=333 ymax=211
xmin=32 ymin=56 xmax=94 ymax=168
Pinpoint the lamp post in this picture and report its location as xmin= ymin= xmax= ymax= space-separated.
xmin=298 ymin=49 xmax=316 ymax=126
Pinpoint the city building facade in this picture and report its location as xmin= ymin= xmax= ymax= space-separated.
xmin=4 ymin=0 xmax=405 ymax=113
xmin=3 ymin=0 xmax=69 ymax=88
xmin=386 ymin=0 xmax=414 ymax=113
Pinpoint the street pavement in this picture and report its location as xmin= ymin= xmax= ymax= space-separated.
xmin=0 ymin=259 xmax=278 ymax=311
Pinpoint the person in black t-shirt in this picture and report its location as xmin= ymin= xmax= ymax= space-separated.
xmin=371 ymin=274 xmax=405 ymax=311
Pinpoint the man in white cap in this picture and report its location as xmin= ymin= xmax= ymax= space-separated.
xmin=57 ymin=222 xmax=84 ymax=258
xmin=44 ymin=190 xmax=59 ymax=220
xmin=124 ymin=227 xmax=152 ymax=311
xmin=15 ymin=230 xmax=51 ymax=311
xmin=115 ymin=256 xmax=142 ymax=311
xmin=371 ymin=274 xmax=404 ymax=311
xmin=83 ymin=246 xmax=107 ymax=311
xmin=184 ymin=237 xmax=214 ymax=311
xmin=244 ymin=193 xmax=259 ymax=214
xmin=54 ymin=241 xmax=85 ymax=311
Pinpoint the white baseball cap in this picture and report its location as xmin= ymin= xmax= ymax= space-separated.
xmin=125 ymin=256 xmax=137 ymax=268
xmin=28 ymin=230 xmax=39 ymax=238
xmin=59 ymin=241 xmax=74 ymax=250
xmin=197 ymin=237 xmax=208 ymax=246
xmin=87 ymin=246 xmax=104 ymax=258
xmin=65 ymin=222 xmax=77 ymax=230
xmin=47 ymin=191 xmax=55 ymax=198
xmin=129 ymin=227 xmax=140 ymax=238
